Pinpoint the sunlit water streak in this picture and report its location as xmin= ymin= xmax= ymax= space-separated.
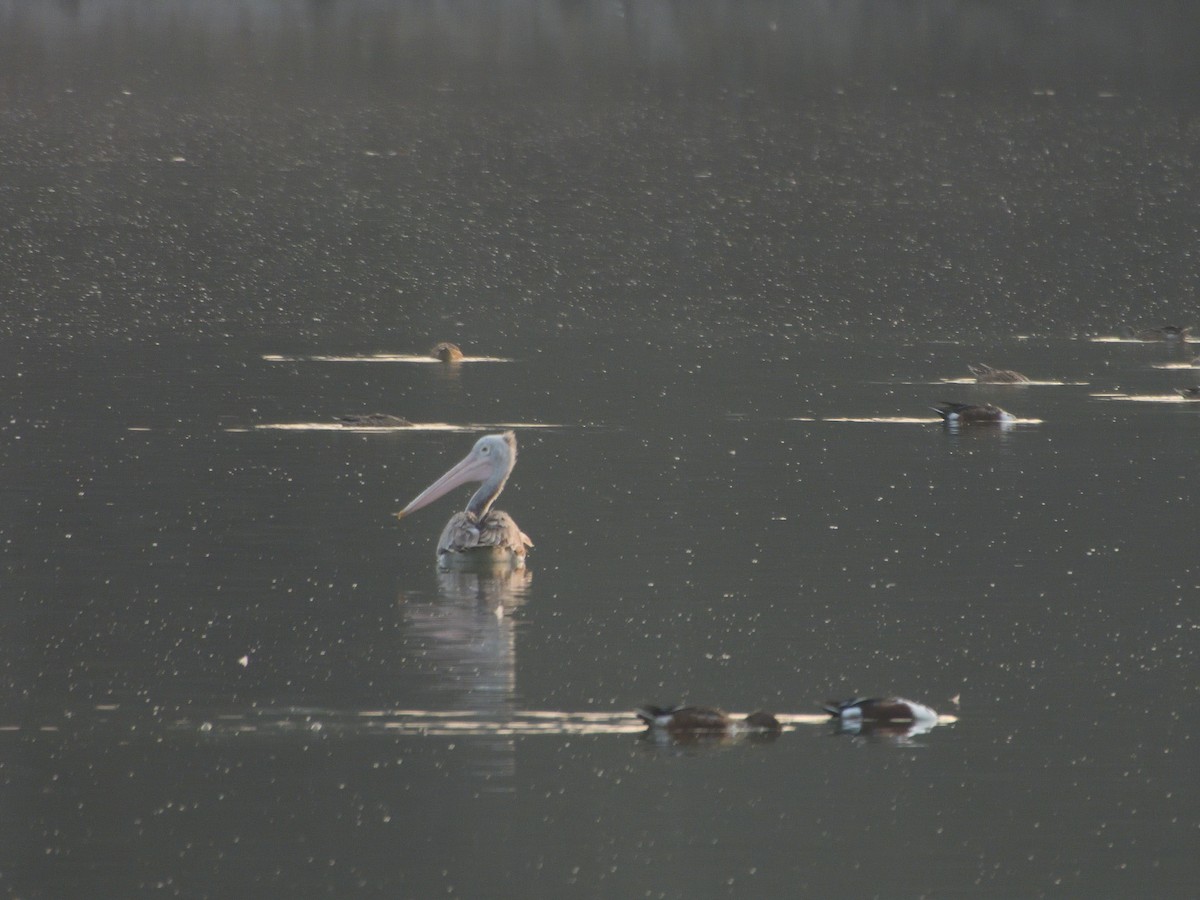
xmin=929 ymin=378 xmax=1088 ymax=386
xmin=1090 ymin=393 xmax=1200 ymax=403
xmin=0 ymin=707 xmax=956 ymax=737
xmin=791 ymin=416 xmax=1044 ymax=425
xmin=219 ymin=422 xmax=563 ymax=433
xmin=262 ymin=354 xmax=513 ymax=363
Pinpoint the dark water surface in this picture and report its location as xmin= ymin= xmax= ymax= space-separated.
xmin=2 ymin=2 xmax=1199 ymax=897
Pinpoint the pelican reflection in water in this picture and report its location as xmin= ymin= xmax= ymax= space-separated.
xmin=396 ymin=431 xmax=532 ymax=569
xmin=398 ymin=566 xmax=532 ymax=784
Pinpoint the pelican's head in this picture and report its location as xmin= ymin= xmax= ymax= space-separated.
xmin=395 ymin=432 xmax=517 ymax=519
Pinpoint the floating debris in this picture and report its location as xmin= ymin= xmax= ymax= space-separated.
xmin=335 ymin=413 xmax=413 ymax=428
xmin=968 ymin=363 xmax=1031 ymax=384
xmin=431 ymin=342 xmax=464 ymax=362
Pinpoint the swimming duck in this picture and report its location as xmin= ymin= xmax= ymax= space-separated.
xmin=336 ymin=413 xmax=412 ymax=427
xmin=432 ymin=342 xmax=465 ymax=362
xmin=1119 ymin=325 xmax=1191 ymax=341
xmin=931 ymin=401 xmax=1016 ymax=424
xmin=1176 ymin=387 xmax=1200 ymax=400
xmin=823 ymin=697 xmax=939 ymax=725
xmin=636 ymin=705 xmax=782 ymax=739
xmin=968 ymin=363 xmax=1030 ymax=384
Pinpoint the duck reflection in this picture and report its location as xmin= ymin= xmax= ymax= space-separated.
xmin=829 ymin=718 xmax=939 ymax=743
xmin=398 ymin=567 xmax=531 ymax=783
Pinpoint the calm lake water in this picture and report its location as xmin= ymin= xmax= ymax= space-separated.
xmin=2 ymin=2 xmax=1199 ymax=897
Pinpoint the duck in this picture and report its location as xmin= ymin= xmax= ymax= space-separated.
xmin=1119 ymin=325 xmax=1191 ymax=341
xmin=636 ymin=705 xmax=782 ymax=739
xmin=432 ymin=342 xmax=465 ymax=362
xmin=968 ymin=363 xmax=1030 ymax=384
xmin=823 ymin=697 xmax=939 ymax=725
xmin=335 ymin=413 xmax=412 ymax=427
xmin=1176 ymin=387 xmax=1200 ymax=400
xmin=931 ymin=401 xmax=1016 ymax=424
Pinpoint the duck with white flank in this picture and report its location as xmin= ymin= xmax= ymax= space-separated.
xmin=931 ymin=401 xmax=1016 ymax=425
xmin=396 ymin=431 xmax=532 ymax=569
xmin=968 ymin=363 xmax=1030 ymax=384
xmin=823 ymin=697 xmax=939 ymax=724
xmin=1177 ymin=387 xmax=1200 ymax=400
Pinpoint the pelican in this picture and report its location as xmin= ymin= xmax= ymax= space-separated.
xmin=395 ymin=431 xmax=532 ymax=568
xmin=968 ymin=363 xmax=1030 ymax=384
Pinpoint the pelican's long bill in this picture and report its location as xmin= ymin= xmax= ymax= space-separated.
xmin=395 ymin=450 xmax=494 ymax=520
